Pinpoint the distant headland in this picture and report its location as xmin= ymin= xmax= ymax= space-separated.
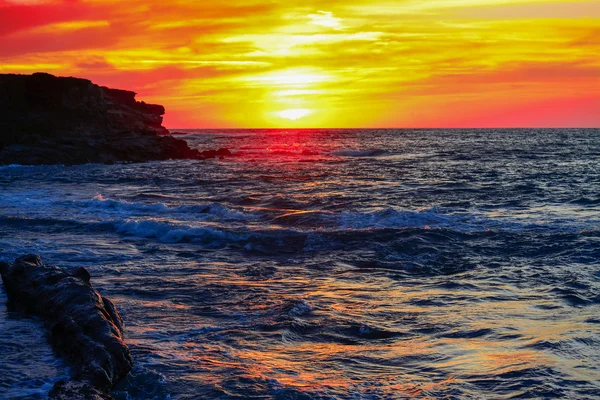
xmin=0 ymin=73 xmax=229 ymax=165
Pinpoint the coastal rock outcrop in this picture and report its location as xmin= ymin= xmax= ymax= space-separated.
xmin=0 ymin=255 xmax=132 ymax=399
xmin=0 ymin=72 xmax=224 ymax=165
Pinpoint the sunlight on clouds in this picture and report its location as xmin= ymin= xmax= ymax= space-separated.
xmin=137 ymin=60 xmax=270 ymax=67
xmin=308 ymin=11 xmax=344 ymax=29
xmin=274 ymin=89 xmax=324 ymax=97
xmin=245 ymin=69 xmax=331 ymax=87
xmin=347 ymin=0 xmax=592 ymax=15
xmin=103 ymin=48 xmax=271 ymax=70
xmin=3 ymin=0 xmax=52 ymax=3
xmin=0 ymin=0 xmax=598 ymax=127
xmin=223 ymin=31 xmax=383 ymax=57
xmin=27 ymin=20 xmax=111 ymax=34
xmin=0 ymin=63 xmax=65 ymax=72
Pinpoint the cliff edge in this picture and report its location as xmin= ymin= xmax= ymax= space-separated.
xmin=0 ymin=72 xmax=220 ymax=165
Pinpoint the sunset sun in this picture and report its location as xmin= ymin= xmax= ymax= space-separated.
xmin=277 ymin=108 xmax=313 ymax=121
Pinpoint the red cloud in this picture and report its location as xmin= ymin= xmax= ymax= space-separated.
xmin=0 ymin=0 xmax=93 ymax=36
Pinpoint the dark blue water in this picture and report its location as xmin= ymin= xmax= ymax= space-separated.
xmin=1 ymin=129 xmax=600 ymax=399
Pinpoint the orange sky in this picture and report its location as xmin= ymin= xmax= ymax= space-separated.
xmin=0 ymin=0 xmax=599 ymax=128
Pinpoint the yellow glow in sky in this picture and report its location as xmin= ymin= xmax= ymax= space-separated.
xmin=0 ymin=0 xmax=598 ymax=127
xmin=277 ymin=109 xmax=313 ymax=121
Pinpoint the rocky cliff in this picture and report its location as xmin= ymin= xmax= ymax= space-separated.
xmin=0 ymin=73 xmax=225 ymax=165
xmin=0 ymin=255 xmax=132 ymax=399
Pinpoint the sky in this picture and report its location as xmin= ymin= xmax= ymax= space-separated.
xmin=0 ymin=0 xmax=599 ymax=128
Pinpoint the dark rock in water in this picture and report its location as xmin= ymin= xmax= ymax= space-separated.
xmin=0 ymin=72 xmax=226 ymax=165
xmin=0 ymin=255 xmax=132 ymax=399
xmin=199 ymin=147 xmax=232 ymax=159
xmin=49 ymin=381 xmax=107 ymax=400
xmin=169 ymin=131 xmax=193 ymax=135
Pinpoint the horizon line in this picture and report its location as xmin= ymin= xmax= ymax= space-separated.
xmin=167 ymin=127 xmax=600 ymax=130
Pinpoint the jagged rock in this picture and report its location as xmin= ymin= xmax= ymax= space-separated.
xmin=0 ymin=255 xmax=132 ymax=399
xmin=0 ymin=72 xmax=226 ymax=165
xmin=199 ymin=147 xmax=232 ymax=159
xmin=49 ymin=381 xmax=107 ymax=400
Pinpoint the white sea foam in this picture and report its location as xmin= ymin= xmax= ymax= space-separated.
xmin=89 ymin=195 xmax=256 ymax=221
xmin=286 ymin=300 xmax=313 ymax=317
xmin=115 ymin=219 xmax=251 ymax=243
xmin=0 ymin=192 xmax=258 ymax=223
xmin=1 ymin=190 xmax=596 ymax=246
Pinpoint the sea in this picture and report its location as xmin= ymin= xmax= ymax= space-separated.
xmin=1 ymin=128 xmax=599 ymax=399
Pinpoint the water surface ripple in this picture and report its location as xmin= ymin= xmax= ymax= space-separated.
xmin=1 ymin=129 xmax=599 ymax=399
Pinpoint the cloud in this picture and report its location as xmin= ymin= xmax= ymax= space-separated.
xmin=0 ymin=0 xmax=598 ymax=127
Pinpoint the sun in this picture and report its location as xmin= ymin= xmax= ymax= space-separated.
xmin=277 ymin=108 xmax=313 ymax=121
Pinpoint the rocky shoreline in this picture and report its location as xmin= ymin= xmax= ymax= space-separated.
xmin=0 ymin=255 xmax=131 ymax=400
xmin=0 ymin=73 xmax=229 ymax=165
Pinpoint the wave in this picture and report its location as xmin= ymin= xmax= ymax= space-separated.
xmin=338 ymin=207 xmax=480 ymax=230
xmin=282 ymin=300 xmax=313 ymax=317
xmin=0 ymin=193 xmax=258 ymax=223
xmin=569 ymin=197 xmax=600 ymax=205
xmin=0 ymin=164 xmax=25 ymax=168
xmin=1 ymin=193 xmax=485 ymax=232
xmin=329 ymin=149 xmax=387 ymax=157
xmin=3 ymin=196 xmax=595 ymax=239
xmin=111 ymin=209 xmax=490 ymax=247
xmin=2 ymin=193 xmax=597 ymax=255
xmin=115 ymin=219 xmax=252 ymax=244
xmin=88 ymin=195 xmax=256 ymax=221
xmin=219 ymin=147 xmax=388 ymax=158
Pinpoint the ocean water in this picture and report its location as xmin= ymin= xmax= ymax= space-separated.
xmin=1 ymin=128 xmax=600 ymax=399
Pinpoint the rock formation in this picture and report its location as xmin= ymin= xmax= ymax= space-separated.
xmin=0 ymin=255 xmax=132 ymax=399
xmin=0 ymin=72 xmax=227 ymax=165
